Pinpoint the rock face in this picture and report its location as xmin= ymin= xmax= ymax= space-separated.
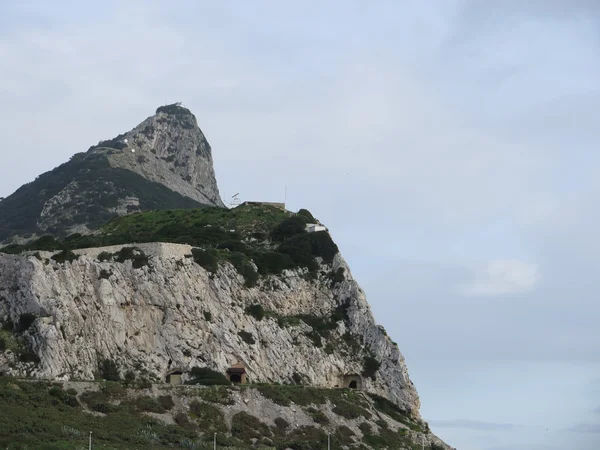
xmin=0 ymin=104 xmax=223 ymax=243
xmin=104 ymin=104 xmax=224 ymax=208
xmin=0 ymin=243 xmax=419 ymax=416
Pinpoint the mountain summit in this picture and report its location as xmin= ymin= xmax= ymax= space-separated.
xmin=0 ymin=103 xmax=223 ymax=243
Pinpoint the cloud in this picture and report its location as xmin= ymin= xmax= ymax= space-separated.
xmin=429 ymin=419 xmax=520 ymax=431
xmin=457 ymin=260 xmax=540 ymax=297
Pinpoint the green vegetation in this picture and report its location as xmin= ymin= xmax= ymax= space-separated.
xmin=51 ymin=249 xmax=79 ymax=264
xmin=306 ymin=406 xmax=330 ymax=425
xmin=368 ymin=393 xmax=425 ymax=432
xmin=114 ymin=247 xmax=149 ymax=269
xmin=230 ymin=412 xmax=272 ymax=443
xmin=272 ymin=215 xmax=307 ymax=241
xmin=266 ymin=300 xmax=354 ymax=351
xmin=185 ymin=367 xmax=230 ymax=386
xmin=0 ymin=378 xmax=428 ymax=449
xmin=334 ymin=425 xmax=355 ymax=446
xmin=99 ymin=359 xmax=121 ymax=382
xmin=188 ymin=401 xmax=227 ymax=433
xmin=245 ymin=304 xmax=265 ymax=321
xmin=238 ymin=330 xmax=256 ymax=345
xmin=195 ymin=385 xmax=234 ymax=405
xmin=362 ymin=355 xmax=381 ymax=380
xmin=130 ymin=395 xmax=174 ymax=414
xmin=155 ymin=104 xmax=196 ymax=129
xmin=0 ymin=152 xmax=204 ymax=242
xmin=99 ymin=269 xmax=112 ymax=280
xmin=2 ymin=204 xmax=340 ymax=294
xmin=332 ymin=399 xmax=372 ymax=420
xmin=257 ymin=385 xmax=368 ymax=409
xmin=297 ymin=208 xmax=316 ymax=223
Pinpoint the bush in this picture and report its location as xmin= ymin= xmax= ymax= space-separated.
xmin=278 ymin=231 xmax=339 ymax=270
xmin=191 ymin=248 xmax=219 ymax=273
xmin=51 ymin=249 xmax=79 ymax=264
xmin=332 ymin=400 xmax=371 ymax=420
xmin=253 ymin=251 xmax=295 ymax=275
xmin=238 ymin=330 xmax=256 ymax=345
xmin=114 ymin=247 xmax=149 ymax=269
xmin=203 ymin=311 xmax=212 ymax=322
xmin=362 ymin=356 xmax=381 ymax=380
xmin=197 ymin=385 xmax=234 ymax=405
xmin=245 ymin=304 xmax=265 ymax=321
xmin=368 ymin=393 xmax=420 ymax=430
xmin=124 ymin=370 xmax=136 ymax=387
xmin=231 ymin=412 xmax=272 ymax=442
xmin=0 ymin=337 xmax=5 ymax=351
xmin=186 ymin=367 xmax=229 ymax=386
xmin=274 ymin=417 xmax=289 ymax=431
xmin=226 ymin=252 xmax=258 ymax=287
xmin=99 ymin=359 xmax=120 ymax=381
xmin=306 ymin=406 xmax=329 ymax=425
xmin=334 ymin=425 xmax=355 ymax=446
xmin=135 ymin=377 xmax=153 ymax=389
xmin=297 ymin=209 xmax=316 ymax=223
xmin=333 ymin=267 xmax=345 ymax=284
xmin=359 ymin=422 xmax=372 ymax=434
xmin=133 ymin=395 xmax=173 ymax=413
xmin=188 ymin=401 xmax=227 ymax=433
xmin=97 ymin=251 xmax=112 ymax=262
xmin=216 ymin=240 xmax=247 ymax=252
xmin=272 ymin=216 xmax=307 ymax=241
xmin=99 ymin=269 xmax=112 ymax=279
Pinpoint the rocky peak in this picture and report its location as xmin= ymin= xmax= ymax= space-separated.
xmin=0 ymin=104 xmax=224 ymax=243
xmin=98 ymin=103 xmax=224 ymax=208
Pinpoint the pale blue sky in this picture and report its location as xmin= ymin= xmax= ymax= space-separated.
xmin=1 ymin=1 xmax=599 ymax=449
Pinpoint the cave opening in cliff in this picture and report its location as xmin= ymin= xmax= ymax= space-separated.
xmin=226 ymin=362 xmax=247 ymax=384
xmin=343 ymin=374 xmax=362 ymax=390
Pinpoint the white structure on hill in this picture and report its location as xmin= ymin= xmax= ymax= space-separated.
xmin=305 ymin=224 xmax=328 ymax=233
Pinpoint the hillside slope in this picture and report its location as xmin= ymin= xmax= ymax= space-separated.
xmin=0 ymin=378 xmax=450 ymax=449
xmin=0 ymin=104 xmax=223 ymax=243
xmin=0 ymin=206 xmax=454 ymax=450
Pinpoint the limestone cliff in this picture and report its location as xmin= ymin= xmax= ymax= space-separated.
xmin=0 ymin=243 xmax=418 ymax=415
xmin=102 ymin=104 xmax=224 ymax=208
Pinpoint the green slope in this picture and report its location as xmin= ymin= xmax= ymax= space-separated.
xmin=0 ymin=152 xmax=205 ymax=242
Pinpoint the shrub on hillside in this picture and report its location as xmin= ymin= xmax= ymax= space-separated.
xmin=238 ymin=330 xmax=256 ymax=345
xmin=191 ymin=248 xmax=219 ymax=273
xmin=51 ymin=250 xmax=78 ymax=264
xmin=226 ymin=252 xmax=258 ymax=287
xmin=114 ymin=247 xmax=149 ymax=269
xmin=245 ymin=304 xmax=265 ymax=321
xmin=297 ymin=209 xmax=316 ymax=223
xmin=272 ymin=216 xmax=307 ymax=241
xmin=216 ymin=240 xmax=247 ymax=252
xmin=253 ymin=251 xmax=295 ymax=275
xmin=362 ymin=355 xmax=381 ymax=380
xmin=185 ymin=367 xmax=230 ymax=386
xmin=99 ymin=359 xmax=120 ymax=381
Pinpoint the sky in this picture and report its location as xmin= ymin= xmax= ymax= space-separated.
xmin=1 ymin=1 xmax=599 ymax=449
